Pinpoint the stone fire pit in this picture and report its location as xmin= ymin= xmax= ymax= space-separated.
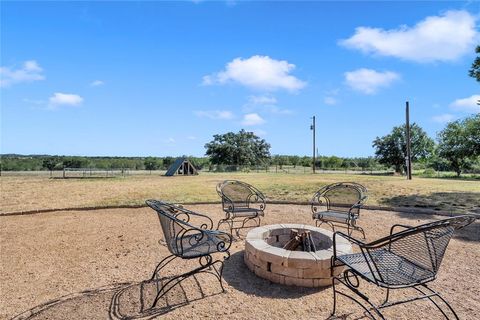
xmin=244 ymin=224 xmax=352 ymax=287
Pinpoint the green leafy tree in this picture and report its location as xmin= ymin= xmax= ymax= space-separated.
xmin=162 ymin=156 xmax=175 ymax=169
xmin=62 ymin=157 xmax=88 ymax=169
xmin=205 ymin=129 xmax=271 ymax=166
xmin=290 ymin=155 xmax=300 ymax=168
xmin=469 ymin=45 xmax=480 ymax=82
xmin=42 ymin=157 xmax=60 ymax=177
xmin=373 ymin=123 xmax=434 ymax=174
xmin=463 ymin=113 xmax=480 ymax=156
xmin=324 ymin=156 xmax=343 ymax=169
xmin=437 ymin=114 xmax=480 ymax=176
xmin=144 ymin=157 xmax=160 ymax=174
xmin=300 ymin=156 xmax=312 ymax=167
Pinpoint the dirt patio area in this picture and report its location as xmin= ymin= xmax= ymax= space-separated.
xmin=1 ymin=204 xmax=479 ymax=320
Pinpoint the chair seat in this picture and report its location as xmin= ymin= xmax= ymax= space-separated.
xmin=337 ymin=249 xmax=436 ymax=287
xmin=312 ymin=210 xmax=354 ymax=223
xmin=172 ymin=233 xmax=229 ymax=258
xmin=228 ymin=207 xmax=265 ymax=218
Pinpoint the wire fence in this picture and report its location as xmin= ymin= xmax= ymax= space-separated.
xmin=198 ymin=164 xmax=393 ymax=175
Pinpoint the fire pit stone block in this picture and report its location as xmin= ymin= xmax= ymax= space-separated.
xmin=244 ymin=223 xmax=352 ymax=288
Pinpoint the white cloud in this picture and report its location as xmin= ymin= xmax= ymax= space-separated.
xmin=432 ymin=113 xmax=457 ymax=124
xmin=248 ymin=95 xmax=277 ymax=105
xmin=187 ymin=136 xmax=197 ymax=140
xmin=165 ymin=137 xmax=175 ymax=143
xmin=243 ymin=95 xmax=292 ymax=114
xmin=340 ymin=10 xmax=478 ymax=62
xmin=344 ymin=68 xmax=400 ymax=94
xmin=0 ymin=60 xmax=45 ymax=87
xmin=324 ymin=97 xmax=338 ymax=105
xmin=450 ymin=94 xmax=480 ymax=113
xmin=90 ymin=80 xmax=104 ymax=86
xmin=242 ymin=113 xmax=265 ymax=126
xmin=48 ymin=93 xmax=83 ymax=108
xmin=203 ymin=55 xmax=306 ymax=92
xmin=194 ymin=110 xmax=234 ymax=120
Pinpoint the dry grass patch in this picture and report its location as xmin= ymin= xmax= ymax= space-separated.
xmin=1 ymin=173 xmax=479 ymax=214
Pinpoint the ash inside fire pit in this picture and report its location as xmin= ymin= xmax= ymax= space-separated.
xmin=245 ymin=224 xmax=351 ymax=287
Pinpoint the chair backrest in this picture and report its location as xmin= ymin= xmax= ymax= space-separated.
xmin=312 ymin=182 xmax=367 ymax=215
xmin=145 ymin=199 xmax=197 ymax=256
xmin=217 ymin=180 xmax=264 ymax=210
xmin=366 ymin=215 xmax=475 ymax=285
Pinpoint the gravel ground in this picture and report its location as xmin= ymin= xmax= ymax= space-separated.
xmin=1 ymin=204 xmax=479 ymax=320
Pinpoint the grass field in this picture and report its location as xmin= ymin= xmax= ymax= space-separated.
xmin=1 ymin=172 xmax=479 ymax=214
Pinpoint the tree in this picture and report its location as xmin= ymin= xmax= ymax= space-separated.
xmin=205 ymin=129 xmax=270 ymax=166
xmin=290 ymin=155 xmax=300 ymax=168
xmin=144 ymin=157 xmax=160 ymax=174
xmin=373 ymin=123 xmax=434 ymax=174
xmin=469 ymin=45 xmax=480 ymax=82
xmin=437 ymin=114 xmax=480 ymax=176
xmin=62 ymin=157 xmax=88 ymax=169
xmin=42 ymin=157 xmax=60 ymax=177
xmin=463 ymin=113 xmax=480 ymax=156
xmin=324 ymin=156 xmax=343 ymax=169
xmin=162 ymin=156 xmax=175 ymax=169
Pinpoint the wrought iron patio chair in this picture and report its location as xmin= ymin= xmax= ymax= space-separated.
xmin=331 ymin=215 xmax=476 ymax=319
xmin=311 ymin=182 xmax=368 ymax=238
xmin=216 ymin=180 xmax=266 ymax=235
xmin=145 ymin=199 xmax=233 ymax=309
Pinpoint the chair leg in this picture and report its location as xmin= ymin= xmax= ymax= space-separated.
xmin=331 ymin=256 xmax=337 ymax=317
xmin=414 ymin=285 xmax=460 ymax=320
xmin=150 ymin=255 xmax=218 ymax=309
xmin=334 ymin=269 xmax=386 ymax=319
xmin=211 ymin=259 xmax=226 ymax=292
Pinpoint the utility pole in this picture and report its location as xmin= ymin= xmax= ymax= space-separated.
xmin=311 ymin=116 xmax=316 ymax=173
xmin=405 ymin=101 xmax=412 ymax=180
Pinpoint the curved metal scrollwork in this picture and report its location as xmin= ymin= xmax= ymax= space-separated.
xmin=145 ymin=199 xmax=233 ymax=309
xmin=311 ymin=182 xmax=367 ymax=238
xmin=216 ymin=180 xmax=266 ymax=236
xmin=344 ymin=269 xmax=360 ymax=289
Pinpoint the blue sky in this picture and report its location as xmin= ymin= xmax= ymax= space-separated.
xmin=1 ymin=1 xmax=479 ymax=157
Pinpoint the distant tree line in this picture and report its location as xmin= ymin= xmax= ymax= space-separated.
xmin=0 ymin=155 xmax=210 ymax=173
xmin=2 ymin=114 xmax=478 ymax=177
xmin=372 ymin=114 xmax=480 ymax=177
xmin=0 ymin=153 xmax=384 ymax=173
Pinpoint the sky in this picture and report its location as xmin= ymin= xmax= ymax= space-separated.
xmin=1 ymin=1 xmax=479 ymax=157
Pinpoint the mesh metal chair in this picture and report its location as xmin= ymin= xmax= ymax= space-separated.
xmin=331 ymin=215 xmax=476 ymax=319
xmin=311 ymin=182 xmax=368 ymax=238
xmin=145 ymin=199 xmax=233 ymax=309
xmin=216 ymin=180 xmax=266 ymax=235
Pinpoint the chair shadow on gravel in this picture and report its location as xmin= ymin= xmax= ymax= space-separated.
xmin=11 ymin=276 xmax=223 ymax=320
xmin=380 ymin=192 xmax=480 ymax=243
xmin=222 ymin=251 xmax=326 ymax=298
xmin=380 ymin=192 xmax=480 ymax=215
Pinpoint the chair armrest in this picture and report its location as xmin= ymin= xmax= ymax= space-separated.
xmin=221 ymin=196 xmax=236 ymax=212
xmin=175 ymin=227 xmax=232 ymax=255
xmin=209 ymin=229 xmax=233 ymax=252
xmin=349 ymin=195 xmax=367 ymax=215
xmin=333 ymin=231 xmax=366 ymax=259
xmin=246 ymin=191 xmax=266 ymax=210
xmin=389 ymin=224 xmax=413 ymax=236
xmin=178 ymin=208 xmax=215 ymax=230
